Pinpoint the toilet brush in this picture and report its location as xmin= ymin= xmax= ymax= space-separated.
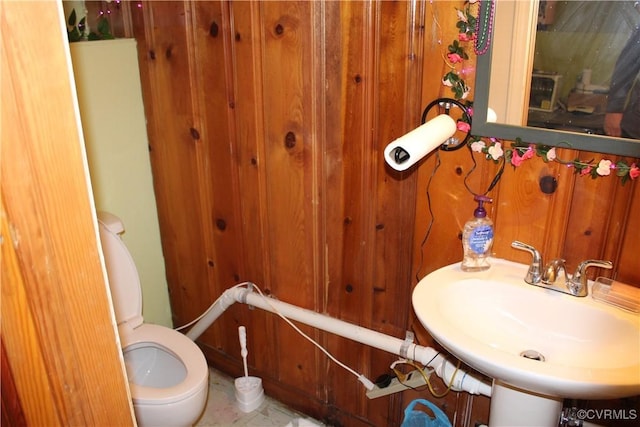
xmin=234 ymin=326 xmax=265 ymax=413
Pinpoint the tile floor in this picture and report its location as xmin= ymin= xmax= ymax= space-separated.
xmin=195 ymin=367 xmax=325 ymax=427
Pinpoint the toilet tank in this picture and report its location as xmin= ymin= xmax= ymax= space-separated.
xmin=97 ymin=212 xmax=144 ymax=328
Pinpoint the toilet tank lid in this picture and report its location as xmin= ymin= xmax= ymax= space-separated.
xmin=98 ymin=211 xmax=125 ymax=234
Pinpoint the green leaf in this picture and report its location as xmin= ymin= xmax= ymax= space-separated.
xmin=445 ymin=71 xmax=460 ymax=82
xmin=97 ymin=17 xmax=112 ymax=37
xmin=616 ymin=159 xmax=629 ymax=169
xmin=68 ymin=27 xmax=81 ymax=42
xmin=68 ymin=9 xmax=77 ymax=26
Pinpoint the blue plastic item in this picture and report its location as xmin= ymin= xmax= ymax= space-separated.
xmin=401 ymin=398 xmax=452 ymax=427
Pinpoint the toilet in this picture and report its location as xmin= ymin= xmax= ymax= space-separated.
xmin=97 ymin=212 xmax=209 ymax=427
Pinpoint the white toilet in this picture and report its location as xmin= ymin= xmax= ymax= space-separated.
xmin=98 ymin=212 xmax=209 ymax=427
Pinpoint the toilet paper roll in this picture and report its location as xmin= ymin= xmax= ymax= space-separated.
xmin=384 ymin=114 xmax=457 ymax=171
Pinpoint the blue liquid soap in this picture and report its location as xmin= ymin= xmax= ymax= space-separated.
xmin=461 ymin=195 xmax=494 ymax=272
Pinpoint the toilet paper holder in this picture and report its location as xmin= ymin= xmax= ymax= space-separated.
xmin=384 ymin=98 xmax=472 ymax=171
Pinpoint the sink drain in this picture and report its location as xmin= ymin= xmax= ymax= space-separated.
xmin=520 ymin=350 xmax=545 ymax=361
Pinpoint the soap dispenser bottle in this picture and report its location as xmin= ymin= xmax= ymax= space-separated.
xmin=461 ymin=195 xmax=494 ymax=272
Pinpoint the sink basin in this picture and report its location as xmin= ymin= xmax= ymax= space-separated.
xmin=412 ymin=258 xmax=640 ymax=400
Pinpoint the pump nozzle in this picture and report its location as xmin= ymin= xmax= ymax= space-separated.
xmin=473 ymin=195 xmax=492 ymax=218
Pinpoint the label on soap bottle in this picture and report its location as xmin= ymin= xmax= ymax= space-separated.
xmin=469 ymin=225 xmax=493 ymax=254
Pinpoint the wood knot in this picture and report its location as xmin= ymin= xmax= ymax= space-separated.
xmin=539 ymin=175 xmax=558 ymax=194
xmin=209 ymin=21 xmax=219 ymax=37
xmin=284 ymin=131 xmax=296 ymax=149
xmin=275 ymin=23 xmax=284 ymax=35
xmin=190 ymin=127 xmax=200 ymax=140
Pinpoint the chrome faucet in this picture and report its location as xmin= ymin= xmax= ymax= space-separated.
xmin=511 ymin=241 xmax=613 ymax=297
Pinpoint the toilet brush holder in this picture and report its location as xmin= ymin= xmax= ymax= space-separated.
xmin=234 ymin=376 xmax=265 ymax=413
xmin=235 ymin=326 xmax=264 ymax=412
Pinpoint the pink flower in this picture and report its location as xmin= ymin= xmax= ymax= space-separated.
xmin=511 ymin=147 xmax=534 ymax=167
xmin=596 ymin=159 xmax=612 ymax=176
xmin=457 ymin=121 xmax=470 ymax=133
xmin=511 ymin=150 xmax=524 ymax=167
xmin=630 ymin=163 xmax=640 ymax=180
xmin=447 ymin=52 xmax=463 ymax=64
xmin=580 ymin=165 xmax=592 ymax=176
xmin=458 ymin=33 xmax=473 ymax=42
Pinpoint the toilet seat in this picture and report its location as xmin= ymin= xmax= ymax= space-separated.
xmin=121 ymin=323 xmax=209 ymax=406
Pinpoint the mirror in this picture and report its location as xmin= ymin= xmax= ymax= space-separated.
xmin=473 ymin=0 xmax=640 ymax=158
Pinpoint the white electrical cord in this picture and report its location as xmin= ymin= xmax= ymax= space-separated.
xmin=248 ymin=283 xmax=374 ymax=390
xmin=175 ymin=282 xmax=374 ymax=390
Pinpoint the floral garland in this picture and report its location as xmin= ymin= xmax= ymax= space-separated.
xmin=442 ymin=0 xmax=639 ymax=184
xmin=470 ymin=137 xmax=640 ymax=183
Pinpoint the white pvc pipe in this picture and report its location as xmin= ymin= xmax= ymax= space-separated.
xmin=185 ymin=288 xmax=237 ymax=340
xmin=186 ymin=285 xmax=491 ymax=397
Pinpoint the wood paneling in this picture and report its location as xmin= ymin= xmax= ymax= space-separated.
xmin=131 ymin=1 xmax=639 ymax=425
xmin=1 ymin=1 xmax=134 ymax=425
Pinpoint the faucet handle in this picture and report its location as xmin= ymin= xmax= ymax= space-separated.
xmin=511 ymin=241 xmax=543 ymax=284
xmin=569 ymin=259 xmax=613 ymax=296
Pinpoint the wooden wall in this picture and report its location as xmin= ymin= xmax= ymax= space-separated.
xmin=128 ymin=1 xmax=639 ymax=426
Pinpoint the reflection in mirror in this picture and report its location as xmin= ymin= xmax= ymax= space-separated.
xmin=529 ymin=1 xmax=640 ymax=140
xmin=473 ymin=0 xmax=640 ymax=157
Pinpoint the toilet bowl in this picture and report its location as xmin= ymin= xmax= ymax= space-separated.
xmin=98 ymin=212 xmax=208 ymax=427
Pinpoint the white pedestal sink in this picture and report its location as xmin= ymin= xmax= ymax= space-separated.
xmin=412 ymin=258 xmax=640 ymax=427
